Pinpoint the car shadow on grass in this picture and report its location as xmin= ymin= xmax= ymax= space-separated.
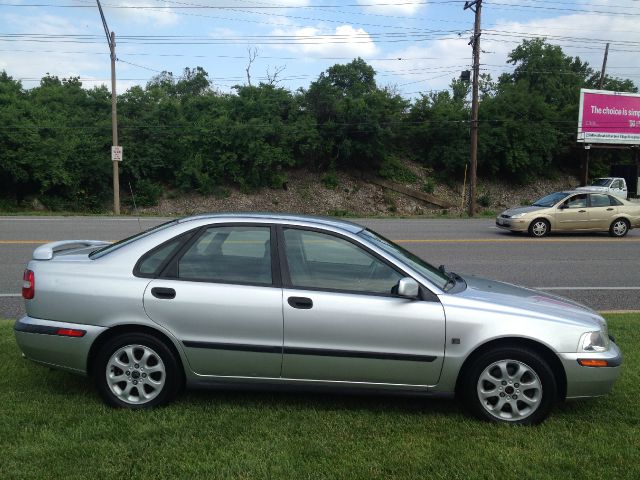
xmin=19 ymin=367 xmax=620 ymax=424
xmin=29 ymin=366 xmax=465 ymax=418
xmin=181 ymin=388 xmax=463 ymax=416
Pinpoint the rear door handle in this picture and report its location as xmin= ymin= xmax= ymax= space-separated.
xmin=578 ymin=210 xmax=587 ymax=213
xmin=607 ymin=208 xmax=614 ymax=211
xmin=288 ymin=296 xmax=313 ymax=309
xmin=151 ymin=287 xmax=176 ymax=299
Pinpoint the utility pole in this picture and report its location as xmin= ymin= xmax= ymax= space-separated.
xmin=599 ymin=43 xmax=610 ymax=89
xmin=464 ymin=0 xmax=482 ymax=217
xmin=581 ymin=43 xmax=611 ymax=186
xmin=97 ymin=0 xmax=120 ymax=215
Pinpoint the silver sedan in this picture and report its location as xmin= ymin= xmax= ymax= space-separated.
xmin=14 ymin=213 xmax=622 ymax=424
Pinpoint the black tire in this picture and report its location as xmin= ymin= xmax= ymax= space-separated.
xmin=460 ymin=347 xmax=558 ymax=425
xmin=528 ymin=218 xmax=550 ymax=238
xmin=94 ymin=332 xmax=182 ymax=409
xmin=609 ymin=218 xmax=630 ymax=237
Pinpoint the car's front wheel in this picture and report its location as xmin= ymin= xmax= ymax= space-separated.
xmin=95 ymin=333 xmax=182 ymax=408
xmin=528 ymin=219 xmax=550 ymax=237
xmin=461 ymin=347 xmax=557 ymax=425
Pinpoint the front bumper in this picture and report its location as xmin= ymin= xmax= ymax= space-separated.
xmin=14 ymin=316 xmax=107 ymax=375
xmin=560 ymin=340 xmax=623 ymax=399
xmin=495 ymin=217 xmax=528 ymax=232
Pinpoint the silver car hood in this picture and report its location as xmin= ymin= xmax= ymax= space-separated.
xmin=501 ymin=205 xmax=546 ymax=216
xmin=451 ymin=275 xmax=603 ymax=329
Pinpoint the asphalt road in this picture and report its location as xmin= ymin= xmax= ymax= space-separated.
xmin=1 ymin=215 xmax=639 ymax=319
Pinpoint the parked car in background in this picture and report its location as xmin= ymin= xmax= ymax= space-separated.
xmin=576 ymin=177 xmax=628 ymax=200
xmin=15 ymin=213 xmax=622 ymax=424
xmin=497 ymin=190 xmax=640 ymax=237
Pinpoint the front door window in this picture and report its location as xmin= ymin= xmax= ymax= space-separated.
xmin=283 ymin=228 xmax=403 ymax=295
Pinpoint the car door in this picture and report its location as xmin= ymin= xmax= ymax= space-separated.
xmin=610 ymin=179 xmax=627 ymax=199
xmin=279 ymin=226 xmax=446 ymax=387
xmin=142 ymin=224 xmax=283 ymax=378
xmin=554 ymin=193 xmax=589 ymax=230
xmin=588 ymin=194 xmax=617 ymax=230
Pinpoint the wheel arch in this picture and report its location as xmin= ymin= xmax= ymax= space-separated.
xmin=454 ymin=337 xmax=567 ymax=401
xmin=529 ymin=216 xmax=552 ymax=233
xmin=87 ymin=324 xmax=186 ymax=386
xmin=611 ymin=216 xmax=631 ymax=226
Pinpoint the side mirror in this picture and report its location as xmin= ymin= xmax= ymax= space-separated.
xmin=396 ymin=277 xmax=420 ymax=299
xmin=558 ymin=204 xmax=567 ymax=210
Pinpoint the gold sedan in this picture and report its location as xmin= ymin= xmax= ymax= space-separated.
xmin=496 ymin=191 xmax=640 ymax=237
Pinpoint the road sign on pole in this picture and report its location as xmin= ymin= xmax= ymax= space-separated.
xmin=111 ymin=146 xmax=123 ymax=162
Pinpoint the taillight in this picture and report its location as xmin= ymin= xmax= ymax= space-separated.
xmin=56 ymin=328 xmax=86 ymax=338
xmin=22 ymin=269 xmax=35 ymax=299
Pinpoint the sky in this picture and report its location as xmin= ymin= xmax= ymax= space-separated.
xmin=1 ymin=0 xmax=639 ymax=99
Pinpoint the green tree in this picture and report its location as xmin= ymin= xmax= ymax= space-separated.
xmin=406 ymin=79 xmax=470 ymax=179
xmin=479 ymin=80 xmax=559 ymax=182
xmin=482 ymin=38 xmax=637 ymax=178
xmin=305 ymin=58 xmax=408 ymax=171
xmin=0 ymin=72 xmax=39 ymax=200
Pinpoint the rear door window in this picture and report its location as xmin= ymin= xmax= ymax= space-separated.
xmin=589 ymin=194 xmax=610 ymax=208
xmin=176 ymin=226 xmax=272 ymax=285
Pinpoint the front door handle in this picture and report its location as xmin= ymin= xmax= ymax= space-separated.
xmin=578 ymin=210 xmax=587 ymax=213
xmin=288 ymin=296 xmax=313 ymax=309
xmin=607 ymin=208 xmax=614 ymax=211
xmin=151 ymin=287 xmax=176 ymax=299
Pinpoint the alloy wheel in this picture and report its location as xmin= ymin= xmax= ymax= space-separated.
xmin=476 ymin=359 xmax=543 ymax=422
xmin=612 ymin=220 xmax=628 ymax=237
xmin=105 ymin=344 xmax=166 ymax=405
xmin=531 ymin=221 xmax=548 ymax=237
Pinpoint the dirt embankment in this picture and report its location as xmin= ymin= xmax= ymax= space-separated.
xmin=133 ymin=165 xmax=579 ymax=217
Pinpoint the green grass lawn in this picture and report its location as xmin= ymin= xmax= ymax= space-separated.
xmin=1 ymin=315 xmax=638 ymax=479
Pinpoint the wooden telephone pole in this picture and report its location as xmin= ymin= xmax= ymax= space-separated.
xmin=97 ymin=0 xmax=120 ymax=215
xmin=464 ymin=0 xmax=482 ymax=217
xmin=583 ymin=43 xmax=610 ymax=186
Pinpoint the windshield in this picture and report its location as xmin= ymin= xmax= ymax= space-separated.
xmin=532 ymin=192 xmax=570 ymax=208
xmin=591 ymin=178 xmax=612 ymax=187
xmin=358 ymin=229 xmax=450 ymax=290
xmin=89 ymin=220 xmax=178 ymax=259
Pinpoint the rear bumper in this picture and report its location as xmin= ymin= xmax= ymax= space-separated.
xmin=14 ymin=316 xmax=107 ymax=375
xmin=560 ymin=341 xmax=623 ymax=399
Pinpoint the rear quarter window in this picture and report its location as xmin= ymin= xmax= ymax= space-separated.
xmin=608 ymin=196 xmax=624 ymax=206
xmin=136 ymin=237 xmax=185 ymax=276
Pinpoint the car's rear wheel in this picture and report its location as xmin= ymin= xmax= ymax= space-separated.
xmin=609 ymin=218 xmax=629 ymax=237
xmin=528 ymin=219 xmax=550 ymax=237
xmin=95 ymin=333 xmax=181 ymax=408
xmin=460 ymin=347 xmax=557 ymax=425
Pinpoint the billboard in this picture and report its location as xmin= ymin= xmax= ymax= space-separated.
xmin=577 ymin=89 xmax=640 ymax=145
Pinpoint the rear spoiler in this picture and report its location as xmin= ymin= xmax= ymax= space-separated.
xmin=33 ymin=240 xmax=110 ymax=260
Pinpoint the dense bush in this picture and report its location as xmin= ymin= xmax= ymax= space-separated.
xmin=0 ymin=41 xmax=637 ymax=211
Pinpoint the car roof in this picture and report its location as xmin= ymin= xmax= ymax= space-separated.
xmin=177 ymin=212 xmax=365 ymax=234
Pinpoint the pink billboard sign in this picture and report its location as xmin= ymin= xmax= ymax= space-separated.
xmin=578 ymin=89 xmax=640 ymax=145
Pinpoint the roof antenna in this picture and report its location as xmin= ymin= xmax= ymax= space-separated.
xmin=128 ymin=181 xmax=142 ymax=232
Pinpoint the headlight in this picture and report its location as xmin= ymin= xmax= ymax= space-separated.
xmin=579 ymin=330 xmax=610 ymax=352
xmin=510 ymin=212 xmax=528 ymax=219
